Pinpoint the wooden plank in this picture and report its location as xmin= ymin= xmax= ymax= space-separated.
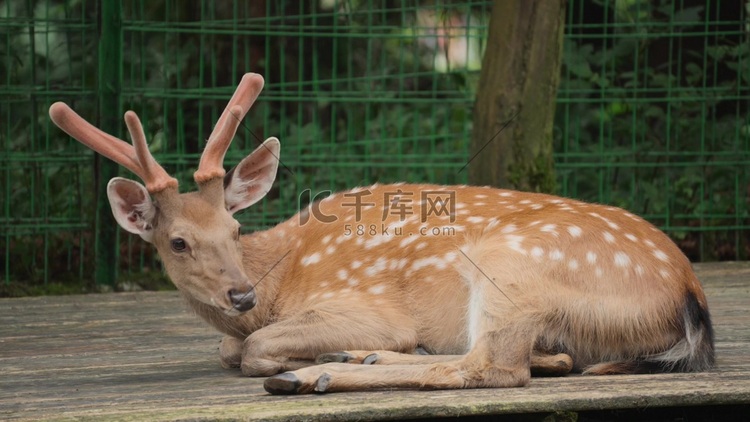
xmin=1 ymin=262 xmax=749 ymax=421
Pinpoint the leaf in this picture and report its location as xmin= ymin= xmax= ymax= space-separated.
xmin=563 ymin=41 xmax=594 ymax=79
xmin=672 ymin=6 xmax=704 ymax=24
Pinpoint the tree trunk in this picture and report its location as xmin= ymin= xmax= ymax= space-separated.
xmin=469 ymin=0 xmax=566 ymax=192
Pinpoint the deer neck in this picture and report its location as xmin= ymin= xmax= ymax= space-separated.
xmin=181 ymin=223 xmax=294 ymax=339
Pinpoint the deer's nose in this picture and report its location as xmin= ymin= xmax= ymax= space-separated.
xmin=227 ymin=287 xmax=256 ymax=312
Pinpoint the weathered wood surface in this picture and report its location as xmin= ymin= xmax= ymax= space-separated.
xmin=1 ymin=262 xmax=749 ymax=421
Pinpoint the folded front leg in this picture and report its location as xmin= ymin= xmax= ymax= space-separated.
xmin=219 ymin=335 xmax=244 ymax=369
xmin=241 ymin=301 xmax=419 ymax=376
xmin=264 ymin=362 xmax=468 ymax=394
xmin=316 ymin=349 xmax=572 ymax=377
xmin=265 ymin=323 xmax=537 ymax=394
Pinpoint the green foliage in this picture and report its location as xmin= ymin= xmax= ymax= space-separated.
xmin=557 ymin=0 xmax=750 ymax=259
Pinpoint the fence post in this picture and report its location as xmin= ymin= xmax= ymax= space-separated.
xmin=95 ymin=0 xmax=123 ymax=287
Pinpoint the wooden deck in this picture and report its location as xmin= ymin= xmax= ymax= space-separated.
xmin=1 ymin=262 xmax=749 ymax=421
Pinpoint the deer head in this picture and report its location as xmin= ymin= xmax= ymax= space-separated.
xmin=49 ymin=73 xmax=280 ymax=316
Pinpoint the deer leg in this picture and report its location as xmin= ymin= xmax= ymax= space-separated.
xmin=530 ymin=352 xmax=574 ymax=376
xmin=317 ymin=349 xmax=572 ymax=376
xmin=219 ymin=335 xmax=244 ymax=369
xmin=241 ymin=302 xmax=418 ymax=377
xmin=264 ymin=320 xmax=537 ymax=394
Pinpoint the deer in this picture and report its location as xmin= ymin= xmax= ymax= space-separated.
xmin=48 ymin=73 xmax=715 ymax=395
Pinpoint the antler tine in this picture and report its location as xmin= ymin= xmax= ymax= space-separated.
xmin=123 ymin=111 xmax=178 ymax=193
xmin=194 ymin=73 xmax=265 ymax=184
xmin=48 ymin=102 xmax=177 ymax=194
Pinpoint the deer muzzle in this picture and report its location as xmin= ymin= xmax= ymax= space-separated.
xmin=227 ymin=287 xmax=256 ymax=313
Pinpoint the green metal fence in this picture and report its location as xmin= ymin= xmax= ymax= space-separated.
xmin=2 ymin=0 xmax=749 ymax=288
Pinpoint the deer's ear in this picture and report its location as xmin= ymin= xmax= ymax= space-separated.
xmin=107 ymin=177 xmax=156 ymax=243
xmin=223 ymin=137 xmax=280 ymax=214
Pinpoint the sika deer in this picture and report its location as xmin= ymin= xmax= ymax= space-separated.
xmin=49 ymin=73 xmax=714 ymax=394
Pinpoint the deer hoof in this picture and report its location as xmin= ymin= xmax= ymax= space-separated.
xmin=264 ymin=372 xmax=301 ymax=395
xmin=315 ymin=351 xmax=355 ymax=364
xmin=314 ymin=373 xmax=332 ymax=393
xmin=362 ymin=353 xmax=379 ymax=365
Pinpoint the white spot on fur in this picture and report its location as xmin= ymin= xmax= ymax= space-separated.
xmin=325 ymin=245 xmax=336 ymax=255
xmin=644 ymin=239 xmax=656 ymax=248
xmin=531 ymin=246 xmax=544 ymax=259
xmin=635 ymin=265 xmax=644 ymax=276
xmin=337 ymin=269 xmax=348 ymax=280
xmin=549 ymin=249 xmax=564 ymax=261
xmin=499 ymin=192 xmax=513 ymax=197
xmin=607 ymin=221 xmax=620 ymax=230
xmin=502 ymin=224 xmax=517 ymax=233
xmin=321 ymin=292 xmax=335 ymax=299
xmin=365 ymin=257 xmax=388 ymax=276
xmin=364 ymin=234 xmax=395 ymax=249
xmin=586 ymin=251 xmax=597 ymax=264
xmin=531 ymin=204 xmax=543 ymax=210
xmin=519 ymin=199 xmax=531 ymax=204
xmin=603 ymin=231 xmax=615 ymax=243
xmin=367 ymin=284 xmax=385 ymax=295
xmin=625 ymin=233 xmax=638 ymax=242
xmin=474 ymin=202 xmax=486 ymax=206
xmin=660 ymin=269 xmax=670 ymax=279
xmin=351 ymin=260 xmax=363 ymax=269
xmin=541 ymin=224 xmax=558 ymax=236
xmin=475 ymin=194 xmax=487 ymax=199
xmin=416 ymin=242 xmax=427 ymax=250
xmin=347 ymin=278 xmax=359 ymax=287
xmin=467 ymin=216 xmax=485 ymax=224
xmin=322 ymin=234 xmax=332 ymax=244
xmin=335 ymin=234 xmax=350 ymax=244
xmin=567 ymin=225 xmax=582 ymax=237
xmin=411 ymin=255 xmax=449 ymax=272
xmin=504 ymin=234 xmax=526 ymax=255
xmin=506 ymin=241 xmax=526 ymax=255
xmin=568 ymin=259 xmax=579 ymax=270
xmin=400 ymin=235 xmax=419 ymax=248
xmin=614 ymin=252 xmax=630 ymax=267
xmin=301 ymin=253 xmax=321 ymax=266
xmin=624 ymin=212 xmax=640 ymax=221
xmin=654 ymin=249 xmax=669 ymax=261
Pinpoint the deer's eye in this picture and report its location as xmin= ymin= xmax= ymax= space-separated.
xmin=171 ymin=238 xmax=188 ymax=252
